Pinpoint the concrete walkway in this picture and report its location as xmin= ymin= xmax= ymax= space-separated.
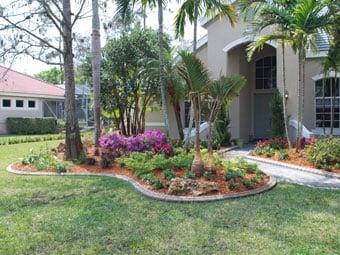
xmin=223 ymin=147 xmax=340 ymax=190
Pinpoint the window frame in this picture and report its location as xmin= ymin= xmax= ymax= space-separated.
xmin=255 ymin=56 xmax=277 ymax=90
xmin=314 ymin=78 xmax=340 ymax=129
xmin=15 ymin=99 xmax=24 ymax=108
xmin=1 ymin=99 xmax=12 ymax=108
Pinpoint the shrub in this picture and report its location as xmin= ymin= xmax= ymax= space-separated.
xmin=306 ymin=137 xmax=340 ymax=170
xmin=100 ymin=153 xmax=114 ymax=168
xmin=6 ymin=117 xmax=57 ymax=135
xmin=203 ymin=171 xmax=213 ymax=180
xmin=169 ymin=152 xmax=194 ymax=171
xmin=99 ymin=130 xmax=171 ymax=156
xmin=277 ymin=149 xmax=289 ymax=160
xmin=228 ymin=179 xmax=237 ymax=190
xmin=270 ymin=89 xmax=285 ymax=137
xmin=242 ymin=178 xmax=253 ymax=189
xmin=164 ymin=169 xmax=176 ymax=181
xmin=140 ymin=173 xmax=164 ymax=189
xmin=213 ymin=104 xmax=231 ymax=146
xmin=185 ymin=170 xmax=195 ymax=179
xmin=22 ymin=148 xmax=58 ymax=171
xmin=55 ymin=162 xmax=67 ymax=173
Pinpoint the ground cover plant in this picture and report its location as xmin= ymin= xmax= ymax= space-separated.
xmin=253 ymin=136 xmax=340 ymax=172
xmin=0 ymin=139 xmax=339 ymax=254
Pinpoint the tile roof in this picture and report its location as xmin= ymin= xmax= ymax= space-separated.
xmin=0 ymin=65 xmax=65 ymax=98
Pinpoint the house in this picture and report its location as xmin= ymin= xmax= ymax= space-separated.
xmin=146 ymin=12 xmax=339 ymax=141
xmin=0 ymin=65 xmax=65 ymax=134
xmin=0 ymin=65 xmax=93 ymax=134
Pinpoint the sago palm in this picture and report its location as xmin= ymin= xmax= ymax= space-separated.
xmin=206 ymin=75 xmax=246 ymax=171
xmin=177 ymin=51 xmax=211 ymax=177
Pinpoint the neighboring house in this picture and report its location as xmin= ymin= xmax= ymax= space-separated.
xmin=0 ymin=65 xmax=93 ymax=134
xmin=0 ymin=65 xmax=64 ymax=134
xmin=146 ymin=15 xmax=339 ymax=141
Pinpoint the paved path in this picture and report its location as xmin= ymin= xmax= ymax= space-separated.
xmin=224 ymin=147 xmax=340 ymax=190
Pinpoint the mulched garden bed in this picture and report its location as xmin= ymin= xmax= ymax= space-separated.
xmin=13 ymin=146 xmax=270 ymax=197
xmin=250 ymin=149 xmax=340 ymax=174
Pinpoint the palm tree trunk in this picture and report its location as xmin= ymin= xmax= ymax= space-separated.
xmin=206 ymin=112 xmax=214 ymax=172
xmin=322 ymin=76 xmax=326 ymax=134
xmin=63 ymin=0 xmax=82 ymax=160
xmin=300 ymin=55 xmax=305 ymax=144
xmin=330 ymin=75 xmax=336 ymax=135
xmin=157 ymin=0 xmax=170 ymax=137
xmin=173 ymin=100 xmax=185 ymax=140
xmin=281 ymin=42 xmax=291 ymax=149
xmin=296 ymin=53 xmax=302 ymax=151
xmin=91 ymin=0 xmax=101 ymax=154
xmin=191 ymin=96 xmax=204 ymax=177
xmin=183 ymin=0 xmax=199 ymax=151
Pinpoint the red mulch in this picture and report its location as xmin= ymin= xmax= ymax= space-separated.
xmin=253 ymin=149 xmax=340 ymax=174
xmin=13 ymin=146 xmax=270 ymax=197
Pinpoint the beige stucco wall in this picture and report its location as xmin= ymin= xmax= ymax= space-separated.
xmin=0 ymin=96 xmax=43 ymax=134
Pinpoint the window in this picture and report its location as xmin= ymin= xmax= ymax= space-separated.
xmin=2 ymin=99 xmax=11 ymax=108
xmin=315 ymin=78 xmax=340 ymax=128
xmin=16 ymin=100 xmax=24 ymax=108
xmin=28 ymin=100 xmax=36 ymax=108
xmin=255 ymin=56 xmax=276 ymax=89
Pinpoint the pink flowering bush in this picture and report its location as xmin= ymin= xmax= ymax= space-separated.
xmin=99 ymin=130 xmax=172 ymax=156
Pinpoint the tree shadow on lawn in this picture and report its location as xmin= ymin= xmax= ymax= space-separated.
xmin=1 ymin=173 xmax=339 ymax=254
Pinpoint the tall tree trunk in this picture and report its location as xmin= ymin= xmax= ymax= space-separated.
xmin=322 ymin=76 xmax=326 ymax=134
xmin=63 ymin=0 xmax=82 ymax=160
xmin=184 ymin=0 xmax=199 ymax=151
xmin=91 ymin=0 xmax=101 ymax=153
xmin=300 ymin=55 xmax=305 ymax=145
xmin=281 ymin=42 xmax=292 ymax=149
xmin=296 ymin=53 xmax=302 ymax=151
xmin=173 ymin=100 xmax=184 ymax=140
xmin=191 ymin=96 xmax=204 ymax=177
xmin=330 ymin=75 xmax=336 ymax=135
xmin=206 ymin=113 xmax=214 ymax=172
xmin=157 ymin=0 xmax=170 ymax=137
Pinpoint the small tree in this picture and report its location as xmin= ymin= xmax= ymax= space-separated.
xmin=178 ymin=51 xmax=210 ymax=177
xmin=206 ymin=75 xmax=246 ymax=171
xmin=270 ymin=89 xmax=285 ymax=137
xmin=35 ymin=68 xmax=63 ymax=85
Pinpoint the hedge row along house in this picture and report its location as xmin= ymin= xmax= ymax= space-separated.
xmin=0 ymin=65 xmax=92 ymax=134
xmin=146 ymin=15 xmax=339 ymax=141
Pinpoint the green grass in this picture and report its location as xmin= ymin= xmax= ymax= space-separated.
xmin=0 ymin=140 xmax=339 ymax=254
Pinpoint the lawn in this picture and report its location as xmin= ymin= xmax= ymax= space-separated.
xmin=0 ymin=140 xmax=339 ymax=254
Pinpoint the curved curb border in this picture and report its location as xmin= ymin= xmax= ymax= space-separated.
xmin=245 ymin=155 xmax=340 ymax=179
xmin=7 ymin=164 xmax=276 ymax=203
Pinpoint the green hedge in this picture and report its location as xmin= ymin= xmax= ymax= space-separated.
xmin=6 ymin=117 xmax=58 ymax=135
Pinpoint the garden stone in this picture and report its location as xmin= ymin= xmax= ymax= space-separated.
xmin=193 ymin=181 xmax=219 ymax=196
xmin=168 ymin=177 xmax=197 ymax=195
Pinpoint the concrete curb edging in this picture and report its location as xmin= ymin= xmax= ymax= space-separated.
xmin=6 ymin=164 xmax=276 ymax=203
xmin=245 ymin=155 xmax=340 ymax=179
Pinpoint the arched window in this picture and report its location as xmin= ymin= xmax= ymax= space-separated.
xmin=255 ymin=56 xmax=276 ymax=89
xmin=315 ymin=78 xmax=340 ymax=128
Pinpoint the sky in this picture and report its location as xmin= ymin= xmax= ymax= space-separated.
xmin=5 ymin=1 xmax=206 ymax=76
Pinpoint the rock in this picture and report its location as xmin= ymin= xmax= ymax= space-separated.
xmin=168 ymin=177 xmax=219 ymax=196
xmin=168 ymin=177 xmax=197 ymax=195
xmin=193 ymin=181 xmax=219 ymax=196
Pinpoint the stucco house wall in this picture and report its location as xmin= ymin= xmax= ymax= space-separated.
xmin=0 ymin=96 xmax=43 ymax=134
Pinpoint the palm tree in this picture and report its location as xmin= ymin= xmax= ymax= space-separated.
xmin=175 ymin=0 xmax=237 ymax=150
xmin=115 ymin=0 xmax=170 ymax=136
xmin=245 ymin=0 xmax=330 ymax=150
xmin=140 ymin=49 xmax=188 ymax=141
xmin=206 ymin=75 xmax=246 ymax=171
xmin=240 ymin=0 xmax=294 ymax=149
xmin=91 ymin=0 xmax=101 ymax=154
xmin=177 ymin=51 xmax=211 ymax=177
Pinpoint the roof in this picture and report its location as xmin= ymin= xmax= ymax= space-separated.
xmin=0 ymin=65 xmax=65 ymax=99
xmin=57 ymin=84 xmax=91 ymax=96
